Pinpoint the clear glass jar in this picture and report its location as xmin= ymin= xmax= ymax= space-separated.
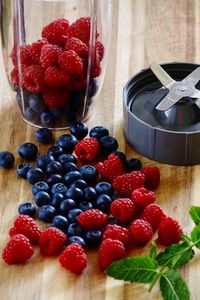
xmin=0 ymin=0 xmax=112 ymax=129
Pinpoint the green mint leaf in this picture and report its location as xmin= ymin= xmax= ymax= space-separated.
xmin=160 ymin=270 xmax=190 ymax=300
xmin=106 ymin=256 xmax=158 ymax=283
xmin=180 ymin=234 xmax=191 ymax=245
xmin=189 ymin=206 xmax=200 ymax=225
xmin=191 ymin=223 xmax=200 ymax=249
xmin=149 ymin=242 xmax=157 ymax=259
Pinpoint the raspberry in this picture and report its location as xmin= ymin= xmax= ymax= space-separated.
xmin=9 ymin=227 xmax=17 ymax=237
xmin=77 ymin=209 xmax=107 ymax=230
xmin=39 ymin=228 xmax=66 ymax=256
xmin=42 ymin=88 xmax=70 ymax=109
xmin=42 ymin=18 xmax=69 ymax=45
xmin=69 ymin=17 xmax=91 ymax=44
xmin=2 ymin=234 xmax=34 ymax=264
xmin=131 ymin=187 xmax=156 ymax=210
xmin=141 ymin=203 xmax=165 ymax=231
xmin=158 ymin=216 xmax=183 ymax=246
xmin=45 ymin=67 xmax=70 ymax=88
xmin=97 ymin=152 xmax=125 ymax=182
xmin=10 ymin=67 xmax=19 ymax=86
xmin=10 ymin=44 xmax=31 ymax=66
xmin=130 ymin=219 xmax=153 ymax=244
xmin=40 ymin=44 xmax=62 ymax=68
xmin=111 ymin=198 xmax=136 ymax=224
xmin=65 ymin=37 xmax=88 ymax=58
xmin=95 ymin=41 xmax=104 ymax=62
xmin=10 ymin=215 xmax=41 ymax=244
xmin=59 ymin=243 xmax=87 ymax=273
xmin=22 ymin=65 xmax=46 ymax=93
xmin=113 ymin=171 xmax=145 ymax=198
xmin=92 ymin=63 xmax=101 ymax=77
xmin=29 ymin=39 xmax=48 ymax=64
xmin=75 ymin=137 xmax=100 ymax=161
xmin=98 ymin=238 xmax=125 ymax=270
xmin=67 ymin=73 xmax=87 ymax=91
xmin=58 ymin=50 xmax=83 ymax=75
xmin=103 ymin=224 xmax=133 ymax=249
xmin=141 ymin=166 xmax=160 ymax=190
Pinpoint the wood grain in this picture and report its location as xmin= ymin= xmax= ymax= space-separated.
xmin=0 ymin=0 xmax=200 ymax=299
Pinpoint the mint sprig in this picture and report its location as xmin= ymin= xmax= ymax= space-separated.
xmin=106 ymin=205 xmax=200 ymax=300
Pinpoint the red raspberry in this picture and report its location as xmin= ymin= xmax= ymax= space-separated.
xmin=77 ymin=209 xmax=107 ymax=230
xmin=10 ymin=67 xmax=19 ymax=86
xmin=141 ymin=203 xmax=165 ymax=231
xmin=29 ymin=39 xmax=48 ymax=64
xmin=40 ymin=44 xmax=62 ymax=68
xmin=97 ymin=152 xmax=125 ymax=182
xmin=2 ymin=234 xmax=34 ymax=264
xmin=10 ymin=215 xmax=41 ymax=244
xmin=98 ymin=238 xmax=125 ymax=270
xmin=69 ymin=17 xmax=91 ymax=44
xmin=9 ymin=227 xmax=17 ymax=237
xmin=42 ymin=88 xmax=70 ymax=109
xmin=158 ymin=216 xmax=183 ymax=246
xmin=75 ymin=137 xmax=100 ymax=161
xmin=58 ymin=50 xmax=83 ymax=75
xmin=59 ymin=243 xmax=87 ymax=273
xmin=67 ymin=72 xmax=87 ymax=91
xmin=10 ymin=44 xmax=31 ymax=66
xmin=141 ymin=166 xmax=160 ymax=190
xmin=103 ymin=224 xmax=133 ymax=249
xmin=131 ymin=187 xmax=156 ymax=210
xmin=39 ymin=228 xmax=66 ymax=256
xmin=65 ymin=37 xmax=88 ymax=58
xmin=96 ymin=41 xmax=104 ymax=62
xmin=45 ymin=67 xmax=70 ymax=88
xmin=113 ymin=171 xmax=145 ymax=198
xmin=22 ymin=65 xmax=46 ymax=93
xmin=111 ymin=198 xmax=136 ymax=224
xmin=42 ymin=18 xmax=69 ymax=45
xmin=92 ymin=63 xmax=102 ymax=77
xmin=130 ymin=219 xmax=153 ymax=244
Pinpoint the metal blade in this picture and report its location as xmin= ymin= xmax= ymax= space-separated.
xmin=182 ymin=67 xmax=200 ymax=86
xmin=156 ymin=91 xmax=181 ymax=111
xmin=150 ymin=61 xmax=175 ymax=88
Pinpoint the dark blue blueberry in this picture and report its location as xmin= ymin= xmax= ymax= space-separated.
xmin=65 ymin=187 xmax=83 ymax=202
xmin=17 ymin=163 xmax=32 ymax=179
xmin=67 ymin=236 xmax=87 ymax=249
xmin=95 ymin=194 xmax=112 ymax=214
xmin=0 ymin=151 xmax=15 ymax=169
xmin=67 ymin=223 xmax=84 ymax=237
xmin=58 ymin=154 xmax=77 ymax=165
xmin=50 ymin=193 xmax=64 ymax=209
xmin=83 ymin=187 xmax=97 ymax=203
xmin=47 ymin=174 xmax=63 ymax=186
xmin=46 ymin=161 xmax=62 ymax=175
xmin=69 ymin=122 xmax=88 ymax=140
xmin=89 ymin=126 xmax=109 ymax=140
xmin=95 ymin=182 xmax=114 ymax=196
xmin=35 ymin=128 xmax=53 ymax=144
xmin=88 ymin=79 xmax=97 ymax=97
xmin=38 ymin=205 xmax=56 ymax=223
xmin=52 ymin=215 xmax=69 ymax=231
xmin=113 ymin=151 xmax=126 ymax=163
xmin=63 ymin=171 xmax=82 ymax=187
xmin=25 ymin=107 xmax=38 ymax=122
xmin=79 ymin=165 xmax=98 ymax=183
xmin=40 ymin=111 xmax=54 ymax=127
xmin=125 ymin=158 xmax=142 ymax=172
xmin=107 ymin=216 xmax=120 ymax=225
xmin=48 ymin=145 xmax=64 ymax=159
xmin=79 ymin=201 xmax=93 ymax=211
xmin=57 ymin=134 xmax=77 ymax=153
xmin=32 ymin=181 xmax=50 ymax=195
xmin=59 ymin=199 xmax=76 ymax=215
xmin=18 ymin=143 xmax=38 ymax=161
xmin=37 ymin=154 xmax=54 ymax=171
xmin=62 ymin=162 xmax=78 ymax=173
xmin=67 ymin=208 xmax=82 ymax=223
xmin=26 ymin=168 xmax=45 ymax=184
xmin=51 ymin=183 xmax=67 ymax=194
xmin=29 ymin=93 xmax=45 ymax=112
xmin=50 ymin=108 xmax=64 ymax=118
xmin=99 ymin=136 xmax=118 ymax=154
xmin=35 ymin=191 xmax=51 ymax=207
xmin=18 ymin=202 xmax=36 ymax=217
xmin=85 ymin=230 xmax=102 ymax=247
xmin=70 ymin=179 xmax=88 ymax=190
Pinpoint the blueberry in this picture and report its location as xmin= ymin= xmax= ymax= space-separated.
xmin=17 ymin=163 xmax=32 ymax=178
xmin=29 ymin=93 xmax=45 ymax=112
xmin=0 ymin=151 xmax=15 ymax=169
xmin=57 ymin=134 xmax=77 ymax=153
xmin=52 ymin=215 xmax=69 ymax=231
xmin=47 ymin=174 xmax=63 ymax=186
xmin=35 ymin=128 xmax=53 ymax=144
xmin=85 ymin=230 xmax=102 ymax=247
xmin=95 ymin=194 xmax=112 ymax=213
xmin=40 ymin=111 xmax=54 ymax=126
xmin=113 ymin=151 xmax=126 ymax=163
xmin=67 ymin=223 xmax=84 ymax=237
xmin=35 ymin=191 xmax=51 ymax=207
xmin=67 ymin=208 xmax=82 ymax=223
xmin=48 ymin=145 xmax=64 ymax=159
xmin=88 ymin=79 xmax=97 ymax=97
xmin=59 ymin=199 xmax=76 ymax=215
xmin=18 ymin=143 xmax=38 ymax=161
xmin=95 ymin=182 xmax=114 ymax=196
xmin=32 ymin=181 xmax=50 ymax=195
xmin=25 ymin=107 xmax=38 ymax=122
xmin=62 ymin=162 xmax=78 ymax=173
xmin=57 ymin=154 xmax=77 ymax=165
xmin=83 ymin=187 xmax=97 ymax=203
xmin=89 ymin=126 xmax=109 ymax=140
xmin=125 ymin=158 xmax=142 ymax=172
xmin=79 ymin=165 xmax=98 ymax=183
xmin=37 ymin=154 xmax=54 ymax=171
xmin=38 ymin=205 xmax=56 ymax=223
xmin=69 ymin=122 xmax=88 ymax=140
xmin=65 ymin=187 xmax=83 ymax=202
xmin=70 ymin=179 xmax=88 ymax=190
xmin=79 ymin=201 xmax=93 ymax=211
xmin=46 ymin=161 xmax=62 ymax=175
xmin=50 ymin=193 xmax=64 ymax=209
xmin=99 ymin=136 xmax=118 ymax=154
xmin=18 ymin=202 xmax=36 ymax=217
xmin=107 ymin=216 xmax=120 ymax=225
xmin=67 ymin=236 xmax=87 ymax=248
xmin=26 ymin=168 xmax=45 ymax=184
xmin=63 ymin=171 xmax=82 ymax=187
xmin=50 ymin=108 xmax=64 ymax=118
xmin=51 ymin=183 xmax=67 ymax=194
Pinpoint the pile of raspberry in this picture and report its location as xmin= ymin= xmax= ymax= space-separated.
xmin=1 ymin=123 xmax=183 ymax=273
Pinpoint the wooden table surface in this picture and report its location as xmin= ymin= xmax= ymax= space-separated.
xmin=0 ymin=0 xmax=200 ymax=299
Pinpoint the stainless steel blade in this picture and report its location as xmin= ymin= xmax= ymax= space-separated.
xmin=182 ymin=67 xmax=200 ymax=86
xmin=156 ymin=91 xmax=181 ymax=111
xmin=150 ymin=61 xmax=175 ymax=88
